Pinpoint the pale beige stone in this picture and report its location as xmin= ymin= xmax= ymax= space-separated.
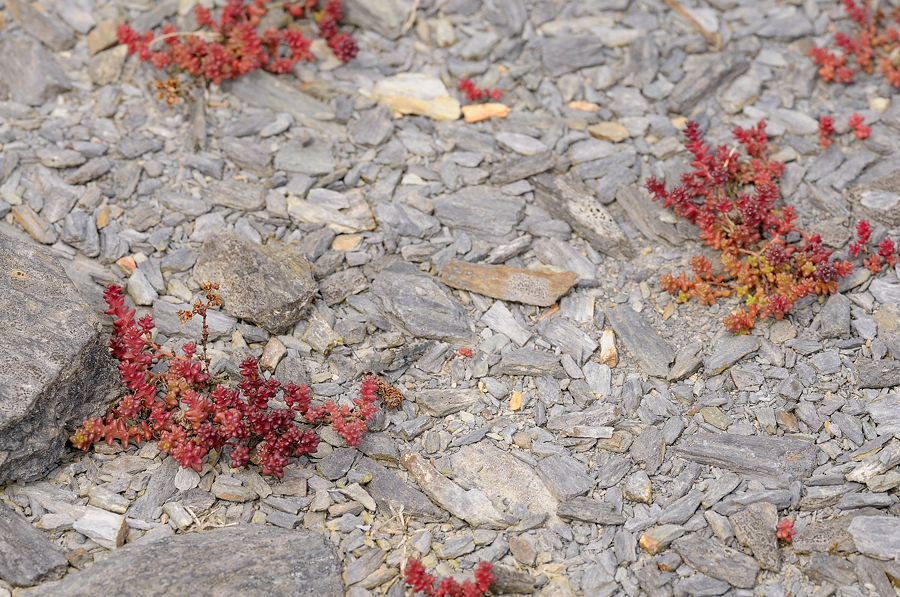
xmin=588 ymin=122 xmax=629 ymax=143
xmin=374 ymin=74 xmax=460 ymax=121
xmin=462 ymin=102 xmax=511 ymax=123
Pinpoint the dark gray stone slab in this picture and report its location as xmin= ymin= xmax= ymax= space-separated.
xmin=558 ymin=497 xmax=625 ymax=525
xmin=630 ymin=425 xmax=666 ymax=474
xmin=181 ymin=153 xmax=226 ymax=180
xmin=319 ymin=268 xmax=368 ymax=307
xmin=370 ymin=262 xmax=470 ymax=340
xmin=819 ymin=293 xmax=850 ymax=339
xmin=342 ymin=0 xmax=412 ymax=39
xmin=667 ymin=52 xmax=750 ymax=115
xmin=0 ymin=31 xmax=72 ymax=106
xmin=532 ymin=173 xmax=632 ymax=260
xmin=803 ymin=551 xmax=858 ymax=587
xmin=606 ymin=306 xmax=674 ymax=378
xmin=729 ymin=501 xmax=779 ymax=571
xmin=0 ymin=232 xmax=121 ymax=481
xmin=7 ymin=0 xmax=75 ymax=51
xmin=433 ymin=186 xmax=524 ymax=243
xmin=535 ymin=454 xmax=595 ymax=501
xmin=350 ymin=106 xmax=394 ymax=146
xmin=848 ymin=515 xmax=900 ymax=560
xmin=317 ymin=448 xmax=358 ymax=481
xmin=755 ymin=13 xmax=813 ymax=40
xmin=24 ymin=526 xmax=342 ymax=597
xmin=856 ymin=359 xmax=900 ymax=389
xmin=490 ymin=151 xmax=556 ymax=185
xmin=0 ymin=501 xmax=68 ymax=587
xmin=703 ymin=335 xmax=761 ymax=375
xmin=542 ymin=35 xmax=607 ymax=76
xmin=676 ymin=434 xmax=819 ymax=488
xmin=203 ymin=179 xmax=266 ymax=211
xmin=498 ymin=348 xmax=564 ymax=378
xmin=673 ymin=535 xmax=760 ymax=589
xmin=194 ymin=229 xmax=317 ymax=334
xmin=416 ymin=388 xmax=479 ymax=417
xmin=127 ymin=458 xmax=178 ymax=522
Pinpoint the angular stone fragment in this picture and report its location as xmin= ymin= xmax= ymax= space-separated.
xmin=319 ymin=268 xmax=368 ymax=307
xmin=851 ymin=169 xmax=900 ymax=227
xmin=639 ymin=525 xmax=685 ymax=555
xmin=416 ymin=388 xmax=479 ymax=417
xmin=73 ymin=507 xmax=127 ymax=549
xmin=400 ymin=452 xmax=511 ymax=529
xmin=792 ymin=517 xmax=855 ymax=554
xmin=36 ymin=148 xmax=86 ymax=169
xmin=856 ymin=360 xmax=900 ymax=389
xmin=498 ymin=349 xmax=564 ymax=378
xmin=0 ymin=501 xmax=68 ymax=587
xmin=729 ymin=502 xmax=779 ymax=571
xmin=490 ymin=152 xmax=557 ymax=186
xmin=668 ymin=52 xmax=750 ymax=114
xmin=606 ymin=306 xmax=674 ymax=378
xmin=462 ymin=102 xmax=511 ymax=123
xmin=204 ymin=179 xmax=266 ymax=211
xmin=676 ymin=434 xmax=819 ymax=488
xmin=542 ymin=35 xmax=608 ymax=76
xmin=450 ymin=443 xmax=558 ymax=519
xmin=532 ymin=237 xmax=596 ymax=285
xmin=12 ymin=205 xmax=57 ymax=245
xmin=7 ymin=0 xmax=75 ymax=51
xmin=441 ymin=260 xmax=576 ymax=307
xmin=558 ymin=497 xmax=625 ymax=525
xmin=866 ymin=393 xmax=900 ymax=435
xmin=65 ymin=157 xmax=113 ymax=185
xmin=351 ymin=106 xmax=394 ymax=146
xmin=804 ymin=551 xmax=858 ymax=587
xmin=193 ymin=229 xmax=316 ymax=334
xmin=342 ymin=0 xmax=412 ymax=39
xmin=673 ymin=535 xmax=760 ymax=589
xmin=287 ymin=188 xmax=375 ymax=234
xmin=535 ymin=454 xmax=595 ymax=501
xmin=704 ymin=334 xmax=761 ymax=375
xmin=374 ymin=74 xmax=460 ymax=121
xmin=0 ymin=232 xmax=121 ymax=481
xmin=547 ymin=404 xmax=619 ymax=438
xmin=370 ymin=262 xmax=470 ymax=340
xmin=127 ymin=458 xmax=178 ymax=521
xmin=481 ymin=302 xmax=531 ymax=347
xmin=630 ymin=425 xmax=666 ymax=474
xmin=24 ymin=526 xmax=342 ymax=597
xmin=433 ymin=186 xmax=524 ymax=243
xmin=354 ymin=457 xmax=447 ymax=522
xmin=532 ymin=173 xmax=632 ymax=259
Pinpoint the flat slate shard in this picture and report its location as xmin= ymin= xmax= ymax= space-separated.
xmin=848 ymin=515 xmax=900 ymax=560
xmin=535 ymin=454 xmax=595 ymax=501
xmin=866 ymin=393 xmax=900 ymax=435
xmin=704 ymin=334 xmax=761 ymax=375
xmin=433 ymin=186 xmax=524 ymax=243
xmin=673 ymin=535 xmax=760 ymax=589
xmin=319 ymin=268 xmax=368 ymax=306
xmin=0 ymin=32 xmax=72 ymax=106
xmin=23 ymin=526 xmax=343 ymax=597
xmin=547 ymin=404 xmax=619 ymax=438
xmin=441 ymin=260 xmax=576 ymax=307
xmin=481 ymin=302 xmax=532 ymax=347
xmin=0 ymin=232 xmax=121 ymax=481
xmin=400 ymin=452 xmax=511 ymax=529
xmin=532 ymin=173 xmax=632 ymax=260
xmin=558 ymin=497 xmax=625 ymax=525
xmin=0 ymin=501 xmax=68 ymax=587
xmin=354 ymin=457 xmax=447 ymax=523
xmin=342 ymin=0 xmax=413 ymax=39
xmin=490 ymin=151 xmax=557 ymax=185
xmin=542 ymin=35 xmax=608 ymax=76
xmin=193 ymin=229 xmax=317 ymax=334
xmin=7 ymin=0 xmax=76 ymax=51
xmin=855 ymin=360 xmax=900 ymax=389
xmin=729 ymin=502 xmax=780 ymax=571
xmin=222 ymin=71 xmax=341 ymax=137
xmin=370 ymin=262 xmax=470 ymax=340
xmin=850 ymin=169 xmax=900 ymax=227
xmin=498 ymin=348 xmax=565 ymax=378
xmin=615 ymin=184 xmax=685 ymax=246
xmin=373 ymin=74 xmax=461 ymax=121
xmin=668 ymin=52 xmax=751 ymax=115
xmin=538 ymin=317 xmax=598 ymax=366
xmin=675 ymin=434 xmax=819 ymax=488
xmin=416 ymin=389 xmax=480 ymax=417
xmin=350 ymin=106 xmax=394 ymax=146
xmin=606 ymin=305 xmax=674 ymax=378
xmin=287 ymin=188 xmax=375 ymax=234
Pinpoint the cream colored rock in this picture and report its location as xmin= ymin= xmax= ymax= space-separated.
xmin=599 ymin=329 xmax=618 ymax=367
xmin=588 ymin=122 xmax=629 ymax=143
xmin=374 ymin=73 xmax=460 ymax=121
xmin=73 ymin=507 xmax=128 ymax=549
xmin=462 ymin=102 xmax=511 ymax=123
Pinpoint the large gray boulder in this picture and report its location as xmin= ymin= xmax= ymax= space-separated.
xmin=193 ymin=229 xmax=317 ymax=334
xmin=22 ymin=526 xmax=343 ymax=597
xmin=0 ymin=231 xmax=121 ymax=482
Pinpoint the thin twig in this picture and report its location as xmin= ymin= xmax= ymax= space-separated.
xmin=662 ymin=0 xmax=722 ymax=50
xmin=402 ymin=0 xmax=420 ymax=33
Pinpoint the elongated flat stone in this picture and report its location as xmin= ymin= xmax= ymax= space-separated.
xmin=606 ymin=305 xmax=674 ymax=378
xmin=433 ymin=186 xmax=524 ymax=243
xmin=668 ymin=52 xmax=750 ymax=115
xmin=73 ymin=507 xmax=127 ymax=549
xmin=856 ymin=360 xmax=900 ymax=389
xmin=615 ymin=184 xmax=684 ymax=245
xmin=0 ymin=501 xmax=68 ymax=587
xmin=558 ymin=497 xmax=625 ymax=525
xmin=536 ymin=454 xmax=595 ymax=501
xmin=490 ymin=151 xmax=558 ymax=185
xmin=481 ymin=302 xmax=532 ymax=347
xmin=374 ymin=74 xmax=460 ymax=121
xmin=547 ymin=403 xmax=619 ymax=438
xmin=676 ymin=434 xmax=819 ymax=488
xmin=354 ymin=457 xmax=446 ymax=523
xmin=416 ymin=388 xmax=480 ymax=417
xmin=673 ymin=535 xmax=760 ymax=589
xmin=704 ymin=335 xmax=762 ymax=375
xmin=400 ymin=452 xmax=511 ymax=529
xmin=532 ymin=173 xmax=632 ymax=260
xmin=729 ymin=502 xmax=779 ymax=571
xmin=287 ymin=188 xmax=375 ymax=234
xmin=441 ymin=260 xmax=576 ymax=307
xmin=24 ymin=526 xmax=342 ymax=597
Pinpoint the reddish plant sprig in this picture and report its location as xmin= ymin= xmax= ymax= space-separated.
xmin=117 ymin=0 xmax=355 ymax=88
xmin=457 ymin=77 xmax=503 ymax=103
xmin=848 ymin=112 xmax=871 ymax=139
xmin=776 ymin=518 xmax=796 ymax=542
xmin=404 ymin=559 xmax=495 ymax=597
xmin=818 ymin=115 xmax=836 ymax=148
xmin=810 ymin=0 xmax=900 ymax=87
xmin=646 ymin=120 xmax=853 ymax=334
xmin=71 ymin=284 xmax=378 ymax=479
xmin=850 ymin=219 xmax=900 ymax=273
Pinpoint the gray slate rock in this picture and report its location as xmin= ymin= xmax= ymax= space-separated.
xmin=535 ymin=454 xmax=595 ymax=501
xmin=343 ymin=0 xmax=412 ymax=39
xmin=756 ymin=12 xmax=814 ymax=40
xmin=350 ymin=106 xmax=394 ymax=146
xmin=0 ymin=232 xmax=121 ymax=481
xmin=673 ymin=535 xmax=760 ymax=589
xmin=498 ymin=348 xmax=564 ymax=378
xmin=0 ymin=501 xmax=68 ymax=587
xmin=819 ymin=293 xmax=850 ymax=339
xmin=558 ymin=497 xmax=625 ymax=525
xmin=729 ymin=501 xmax=780 ymax=571
xmin=542 ymin=35 xmax=608 ymax=76
xmin=667 ymin=52 xmax=750 ymax=115
xmin=676 ymin=434 xmax=819 ymax=488
xmin=848 ymin=515 xmax=900 ymax=560
xmin=490 ymin=151 xmax=557 ymax=186
xmin=532 ymin=173 xmax=632 ymax=260
xmin=193 ymin=229 xmax=317 ymax=334
xmin=0 ymin=31 xmax=72 ymax=106
xmin=354 ymin=457 xmax=447 ymax=523
xmin=851 ymin=169 xmax=900 ymax=227
xmin=606 ymin=305 xmax=674 ymax=378
xmin=23 ymin=526 xmax=342 ymax=597
xmin=855 ymin=360 xmax=900 ymax=389
xmin=433 ymin=186 xmax=524 ymax=243
xmin=370 ymin=262 xmax=470 ymax=340
xmin=704 ymin=334 xmax=761 ymax=375
xmin=61 ymin=210 xmax=100 ymax=257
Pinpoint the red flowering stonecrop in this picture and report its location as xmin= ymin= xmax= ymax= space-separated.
xmin=117 ymin=0 xmax=357 ymax=87
xmin=810 ymin=0 xmax=900 ymax=87
xmin=849 ymin=219 xmax=900 ymax=273
xmin=71 ymin=283 xmax=378 ymax=479
xmin=404 ymin=559 xmax=495 ymax=597
xmin=457 ymin=77 xmax=503 ymax=103
xmin=848 ymin=112 xmax=872 ymax=139
xmin=645 ymin=120 xmax=853 ymax=334
xmin=818 ymin=115 xmax=836 ymax=148
xmin=776 ymin=518 xmax=796 ymax=543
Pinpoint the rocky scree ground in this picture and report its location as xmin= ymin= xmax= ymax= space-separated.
xmin=3 ymin=0 xmax=900 ymax=596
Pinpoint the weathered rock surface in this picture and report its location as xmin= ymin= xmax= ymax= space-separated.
xmin=606 ymin=305 xmax=674 ymax=378
xmin=673 ymin=534 xmax=760 ymax=589
xmin=193 ymin=229 xmax=317 ymax=334
xmin=0 ymin=501 xmax=68 ymax=587
xmin=0 ymin=31 xmax=72 ymax=106
xmin=0 ymin=232 xmax=120 ymax=481
xmin=440 ymin=260 xmax=576 ymax=307
xmin=21 ymin=526 xmax=343 ymax=597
